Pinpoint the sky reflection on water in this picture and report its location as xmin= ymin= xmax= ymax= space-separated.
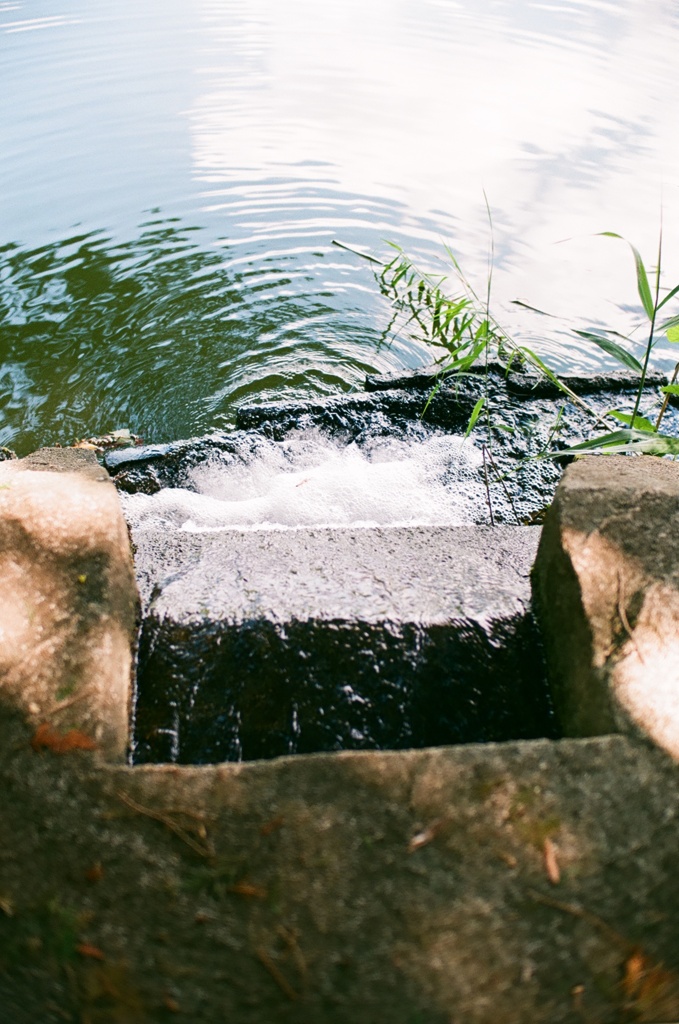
xmin=1 ymin=0 xmax=679 ymax=450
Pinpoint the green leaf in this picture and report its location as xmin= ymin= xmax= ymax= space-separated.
xmin=474 ymin=318 xmax=489 ymax=341
xmin=667 ymin=325 xmax=679 ymax=343
xmin=599 ymin=233 xmax=654 ymax=320
xmin=518 ymin=346 xmax=583 ymax=407
xmin=574 ymin=330 xmax=642 ymax=372
xmin=543 ymin=427 xmax=679 ymax=458
xmin=391 ymin=263 xmax=409 ymax=287
xmin=464 ymin=397 xmax=486 ymax=439
xmin=657 ymin=281 xmax=679 ymax=311
xmin=607 ymin=410 xmax=655 ymax=432
xmin=510 ymin=299 xmax=557 ymax=317
xmin=661 ymin=384 xmax=679 ymax=395
xmin=331 ymin=240 xmax=384 ymax=266
xmin=443 ymin=336 xmax=487 ymax=372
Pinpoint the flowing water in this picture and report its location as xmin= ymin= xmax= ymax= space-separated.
xmin=2 ymin=0 xmax=679 ymax=456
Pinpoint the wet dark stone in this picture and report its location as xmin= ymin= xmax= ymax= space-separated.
xmin=135 ymin=613 xmax=555 ymax=763
xmin=106 ymin=432 xmax=281 ymax=493
xmin=130 ymin=525 xmax=557 ymax=763
xmin=505 ymin=368 xmax=668 ymax=398
xmin=365 ymin=363 xmax=668 ymax=397
xmin=234 ymin=387 xmax=476 ymax=436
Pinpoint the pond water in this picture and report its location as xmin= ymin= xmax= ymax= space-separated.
xmin=2 ymin=0 xmax=679 ymax=455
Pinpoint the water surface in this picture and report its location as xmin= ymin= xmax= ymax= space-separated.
xmin=2 ymin=0 xmax=679 ymax=453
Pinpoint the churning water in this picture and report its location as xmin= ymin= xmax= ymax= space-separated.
xmin=2 ymin=0 xmax=679 ymax=454
xmin=120 ymin=430 xmax=487 ymax=531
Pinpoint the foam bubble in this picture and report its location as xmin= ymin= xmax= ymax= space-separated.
xmin=120 ymin=430 xmax=487 ymax=532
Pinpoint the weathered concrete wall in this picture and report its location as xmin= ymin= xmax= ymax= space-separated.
xmin=533 ymin=455 xmax=679 ymax=760
xmin=0 ymin=448 xmax=138 ymax=761
xmin=3 ymin=447 xmax=679 ymax=1022
xmin=3 ymin=706 xmax=679 ymax=1024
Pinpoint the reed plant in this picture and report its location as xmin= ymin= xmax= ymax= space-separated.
xmin=335 ymin=224 xmax=679 ymax=458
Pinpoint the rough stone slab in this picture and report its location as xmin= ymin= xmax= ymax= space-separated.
xmin=532 ymin=454 xmax=679 ymax=759
xmin=2 ymin=713 xmax=679 ymax=1023
xmin=0 ymin=448 xmax=139 ymax=761
xmin=365 ymin=363 xmax=669 ymax=397
xmin=130 ymin=525 xmax=554 ymax=761
xmin=133 ymin=524 xmax=540 ymax=622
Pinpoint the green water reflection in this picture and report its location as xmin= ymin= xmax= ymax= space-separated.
xmin=0 ymin=218 xmax=384 ymax=455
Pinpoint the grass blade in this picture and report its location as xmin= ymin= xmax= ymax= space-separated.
xmin=574 ymin=330 xmax=642 ymax=372
xmin=657 ymin=281 xmax=679 ymax=311
xmin=599 ymin=232 xmax=654 ymax=320
xmin=464 ymin=397 xmax=486 ymax=439
xmin=331 ymin=239 xmax=384 ymax=265
xmin=510 ymin=299 xmax=557 ymax=317
xmin=541 ymin=428 xmax=679 ymax=457
xmin=607 ymin=410 xmax=655 ymax=432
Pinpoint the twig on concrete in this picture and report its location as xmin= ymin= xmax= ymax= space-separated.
xmin=616 ymin=573 xmax=645 ymax=665
xmin=116 ymin=790 xmax=214 ymax=859
xmin=277 ymin=924 xmax=308 ymax=987
xmin=45 ymin=687 xmax=93 ymax=718
xmin=256 ymin=946 xmax=298 ymax=1001
xmin=528 ymin=889 xmax=632 ymax=951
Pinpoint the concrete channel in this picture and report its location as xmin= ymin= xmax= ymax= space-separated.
xmin=2 ymin=373 xmax=679 ymax=1022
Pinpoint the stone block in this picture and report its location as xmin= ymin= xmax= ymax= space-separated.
xmin=130 ymin=524 xmax=555 ymax=761
xmin=532 ymin=454 xmax=679 ymax=758
xmin=0 ymin=448 xmax=139 ymax=761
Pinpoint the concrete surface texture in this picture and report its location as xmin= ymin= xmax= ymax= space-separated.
xmin=2 ymin=448 xmax=679 ymax=1023
xmin=533 ymin=455 xmax=679 ymax=760
xmin=0 ymin=448 xmax=138 ymax=762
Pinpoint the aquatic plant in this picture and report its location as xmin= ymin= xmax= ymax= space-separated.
xmin=551 ymin=231 xmax=679 ymax=456
xmin=337 ymin=223 xmax=679 ymax=458
xmin=333 ymin=234 xmax=594 ymax=426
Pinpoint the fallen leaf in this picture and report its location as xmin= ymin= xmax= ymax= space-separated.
xmin=260 ymin=815 xmax=285 ymax=837
xmin=571 ymin=984 xmax=585 ymax=1013
xmin=623 ymin=950 xmax=647 ymax=998
xmin=31 ymin=723 xmax=97 ymax=754
xmin=162 ymin=994 xmax=181 ymax=1013
xmin=227 ymin=881 xmax=268 ymax=900
xmin=85 ymin=862 xmax=104 ymax=883
xmin=78 ymin=961 xmax=146 ymax=1018
xmin=256 ymin=946 xmax=297 ymax=1001
xmin=408 ymin=818 xmax=446 ymax=853
xmin=0 ymin=894 xmax=15 ymax=917
xmin=622 ymin=948 xmax=679 ymax=1021
xmin=543 ymin=837 xmax=560 ymax=885
xmin=76 ymin=943 xmax=105 ymax=961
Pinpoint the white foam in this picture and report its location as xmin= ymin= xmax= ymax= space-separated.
xmin=120 ymin=430 xmax=487 ymax=532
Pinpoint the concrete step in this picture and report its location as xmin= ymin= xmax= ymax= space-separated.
xmin=130 ymin=523 xmax=556 ymax=762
